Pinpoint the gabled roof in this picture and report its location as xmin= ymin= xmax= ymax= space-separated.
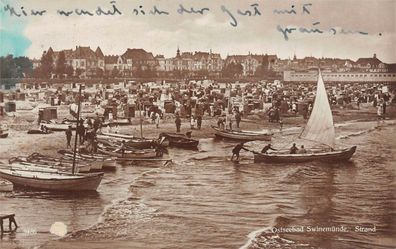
xmin=122 ymin=48 xmax=155 ymax=61
xmin=225 ymin=55 xmax=246 ymax=62
xmin=95 ymin=47 xmax=104 ymax=58
xmin=355 ymin=57 xmax=382 ymax=66
xmin=74 ymin=46 xmax=97 ymax=59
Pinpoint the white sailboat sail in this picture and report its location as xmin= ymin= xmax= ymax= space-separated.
xmin=299 ymin=70 xmax=336 ymax=148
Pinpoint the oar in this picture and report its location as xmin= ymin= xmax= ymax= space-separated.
xmin=242 ymin=147 xmax=260 ymax=154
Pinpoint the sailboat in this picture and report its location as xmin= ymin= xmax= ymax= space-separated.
xmin=0 ymin=85 xmax=103 ymax=191
xmin=253 ymin=70 xmax=356 ymax=163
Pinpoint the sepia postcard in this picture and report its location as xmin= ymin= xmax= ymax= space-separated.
xmin=0 ymin=0 xmax=395 ymax=248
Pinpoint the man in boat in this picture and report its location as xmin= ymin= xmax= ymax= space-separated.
xmin=290 ymin=143 xmax=298 ymax=154
xmin=231 ymin=142 xmax=248 ymax=161
xmin=175 ymin=113 xmax=181 ymax=132
xmin=227 ymin=114 xmax=233 ymax=131
xmin=65 ymin=125 xmax=72 ymax=148
xmin=298 ymin=145 xmax=307 ymax=154
xmin=261 ymin=144 xmax=276 ymax=154
xmin=217 ymin=116 xmax=225 ymax=130
xmin=40 ymin=124 xmax=48 ymax=133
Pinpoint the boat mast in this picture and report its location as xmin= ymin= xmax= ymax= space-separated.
xmin=72 ymin=84 xmax=82 ymax=175
xmin=138 ymin=98 xmax=143 ymax=138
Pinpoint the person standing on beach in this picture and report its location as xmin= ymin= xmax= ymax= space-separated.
xmin=175 ymin=113 xmax=181 ymax=132
xmin=235 ymin=111 xmax=241 ymax=129
xmin=65 ymin=125 xmax=72 ymax=148
xmin=155 ymin=112 xmax=160 ymax=128
xmin=93 ymin=114 xmax=101 ymax=132
xmin=196 ymin=114 xmax=202 ymax=130
xmin=77 ymin=120 xmax=85 ymax=145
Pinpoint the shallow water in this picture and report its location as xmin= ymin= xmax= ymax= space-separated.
xmin=1 ymin=120 xmax=395 ymax=249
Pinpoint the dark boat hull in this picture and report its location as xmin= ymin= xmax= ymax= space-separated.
xmin=159 ymin=133 xmax=199 ymax=149
xmin=0 ymin=133 xmax=8 ymax=138
xmin=27 ymin=129 xmax=53 ymax=134
xmin=0 ymin=169 xmax=103 ymax=192
xmin=253 ymin=146 xmax=357 ymax=163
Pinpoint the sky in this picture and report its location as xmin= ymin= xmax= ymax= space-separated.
xmin=0 ymin=0 xmax=395 ymax=62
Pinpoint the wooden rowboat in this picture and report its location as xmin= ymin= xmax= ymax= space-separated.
xmin=102 ymin=119 xmax=131 ymax=127
xmin=159 ymin=133 xmax=199 ymax=149
xmin=57 ymin=150 xmax=117 ymax=171
xmin=97 ymin=144 xmax=159 ymax=159
xmin=0 ymin=167 xmax=103 ymax=191
xmin=27 ymin=129 xmax=53 ymax=134
xmin=40 ymin=121 xmax=75 ymax=132
xmin=97 ymin=132 xmax=156 ymax=149
xmin=9 ymin=156 xmax=92 ymax=173
xmin=253 ymin=146 xmax=357 ymax=163
xmin=211 ymin=126 xmax=272 ymax=141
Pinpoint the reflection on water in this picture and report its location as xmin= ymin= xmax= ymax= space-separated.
xmin=1 ymin=120 xmax=395 ymax=249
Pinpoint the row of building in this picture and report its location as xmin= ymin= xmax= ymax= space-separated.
xmin=34 ymin=46 xmax=396 ymax=80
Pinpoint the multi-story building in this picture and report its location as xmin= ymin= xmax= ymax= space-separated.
xmin=354 ymin=54 xmax=388 ymax=73
xmin=46 ymin=46 xmax=105 ymax=77
xmin=224 ymin=53 xmax=278 ymax=76
xmin=120 ymin=48 xmax=158 ymax=76
xmin=104 ymin=55 xmax=126 ymax=73
xmin=160 ymin=48 xmax=223 ymax=73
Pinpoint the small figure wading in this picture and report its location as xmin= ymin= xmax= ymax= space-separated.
xmin=231 ymin=142 xmax=248 ymax=161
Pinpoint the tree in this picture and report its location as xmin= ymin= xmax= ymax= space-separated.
xmin=95 ymin=68 xmax=104 ymax=78
xmin=75 ymin=68 xmax=85 ymax=78
xmin=0 ymin=55 xmax=17 ymax=78
xmin=55 ymin=51 xmax=66 ymax=78
xmin=40 ymin=50 xmax=54 ymax=78
xmin=222 ymin=62 xmax=243 ymax=78
xmin=0 ymin=56 xmax=32 ymax=78
xmin=111 ymin=67 xmax=119 ymax=78
xmin=65 ymin=65 xmax=74 ymax=77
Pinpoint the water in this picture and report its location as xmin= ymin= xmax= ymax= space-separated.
xmin=1 ymin=120 xmax=395 ymax=249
